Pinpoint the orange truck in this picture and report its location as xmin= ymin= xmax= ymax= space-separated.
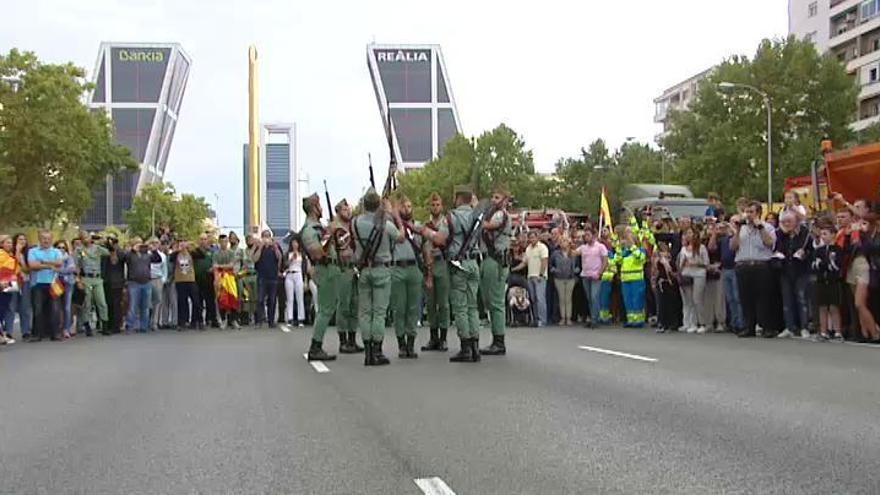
xmin=784 ymin=141 xmax=880 ymax=213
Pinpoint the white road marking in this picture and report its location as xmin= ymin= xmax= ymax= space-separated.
xmin=302 ymin=353 xmax=330 ymax=373
xmin=578 ymin=345 xmax=658 ymax=363
xmin=414 ymin=477 xmax=456 ymax=495
xmin=280 ymin=324 xmax=292 ymax=333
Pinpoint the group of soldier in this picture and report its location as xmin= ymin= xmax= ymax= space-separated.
xmin=299 ymin=184 xmax=512 ymax=366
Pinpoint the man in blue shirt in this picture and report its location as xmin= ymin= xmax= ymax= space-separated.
xmin=708 ymin=219 xmax=744 ymax=332
xmin=27 ymin=230 xmax=63 ymax=341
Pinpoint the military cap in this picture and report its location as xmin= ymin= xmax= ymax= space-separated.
xmin=362 ymin=187 xmax=381 ymax=212
xmin=302 ymin=193 xmax=321 ymax=214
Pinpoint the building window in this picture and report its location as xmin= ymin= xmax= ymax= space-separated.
xmin=805 ymin=31 xmax=817 ymax=43
xmin=870 ymin=67 xmax=878 ymax=83
xmin=862 ymin=0 xmax=880 ymax=22
xmin=808 ymin=1 xmax=817 ymax=17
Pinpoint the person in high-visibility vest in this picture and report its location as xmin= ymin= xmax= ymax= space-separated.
xmin=619 ymin=229 xmax=648 ymax=327
xmin=598 ymin=226 xmax=620 ymax=325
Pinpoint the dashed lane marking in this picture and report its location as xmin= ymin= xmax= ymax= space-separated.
xmin=302 ymin=353 xmax=330 ymax=373
xmin=414 ymin=477 xmax=456 ymax=495
xmin=578 ymin=345 xmax=658 ymax=363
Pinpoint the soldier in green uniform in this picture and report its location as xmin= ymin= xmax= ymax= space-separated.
xmin=390 ymin=195 xmax=428 ymax=359
xmin=421 ymin=193 xmax=452 ymax=352
xmin=332 ymin=199 xmax=363 ymax=354
xmin=479 ymin=185 xmax=513 ymax=356
xmin=300 ymin=193 xmax=339 ymax=361
xmin=448 ymin=186 xmax=482 ymax=363
xmin=76 ymin=233 xmax=110 ymax=336
xmin=352 ymin=189 xmax=403 ymax=366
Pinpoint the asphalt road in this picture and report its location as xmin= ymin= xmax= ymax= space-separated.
xmin=1 ymin=325 xmax=879 ymax=494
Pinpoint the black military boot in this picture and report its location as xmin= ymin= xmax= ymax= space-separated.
xmin=339 ymin=332 xmax=357 ymax=354
xmin=397 ymin=336 xmax=407 ymax=358
xmin=308 ymin=339 xmax=337 ymax=361
xmin=421 ymin=328 xmax=440 ymax=351
xmin=403 ymin=334 xmax=418 ymax=359
xmin=438 ymin=328 xmax=449 ymax=352
xmin=480 ymin=334 xmax=506 ymax=356
xmin=363 ymin=340 xmax=375 ymax=366
xmin=348 ymin=332 xmax=364 ymax=353
xmin=373 ymin=340 xmax=390 ymax=366
xmin=470 ymin=338 xmax=481 ymax=362
xmin=450 ymin=338 xmax=475 ymax=363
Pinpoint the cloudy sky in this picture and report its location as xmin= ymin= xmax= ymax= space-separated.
xmin=3 ymin=0 xmax=787 ymax=230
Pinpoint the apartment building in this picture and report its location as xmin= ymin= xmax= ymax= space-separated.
xmin=653 ymin=68 xmax=712 ymax=140
xmin=790 ymin=0 xmax=880 ymax=130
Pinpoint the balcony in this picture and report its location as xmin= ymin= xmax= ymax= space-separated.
xmin=831 ymin=0 xmax=860 ymax=18
xmin=860 ymin=80 xmax=880 ymax=100
xmin=831 ymin=15 xmax=880 ymax=47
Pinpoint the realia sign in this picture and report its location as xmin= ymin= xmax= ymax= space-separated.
xmin=376 ymin=50 xmax=429 ymax=63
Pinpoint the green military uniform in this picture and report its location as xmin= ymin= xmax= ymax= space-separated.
xmin=301 ymin=216 xmax=341 ymax=354
xmin=332 ymin=210 xmax=363 ymax=354
xmin=423 ymin=213 xmax=452 ymax=351
xmin=76 ymin=243 xmax=109 ymax=334
xmin=391 ymin=221 xmax=424 ymax=358
xmin=352 ymin=208 xmax=400 ymax=366
xmin=448 ymin=198 xmax=481 ymax=363
xmin=237 ymin=246 xmax=258 ymax=323
xmin=479 ymin=207 xmax=512 ymax=355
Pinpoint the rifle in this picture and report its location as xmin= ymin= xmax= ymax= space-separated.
xmin=356 ymin=208 xmax=386 ymax=271
xmin=323 ymin=180 xmax=333 ymax=223
xmin=382 ymin=103 xmax=397 ymax=197
xmin=450 ymin=201 xmax=499 ymax=269
xmin=368 ymin=153 xmax=376 ymax=190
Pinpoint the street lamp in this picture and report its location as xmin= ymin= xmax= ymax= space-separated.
xmin=718 ymin=81 xmax=773 ymax=208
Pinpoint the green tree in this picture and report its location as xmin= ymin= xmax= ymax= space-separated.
xmin=124 ymin=182 xmax=211 ymax=240
xmin=0 ymin=49 xmax=137 ymax=230
xmin=554 ymin=139 xmax=666 ymax=216
xmin=397 ymin=124 xmax=550 ymax=218
xmin=661 ymin=36 xmax=857 ymax=203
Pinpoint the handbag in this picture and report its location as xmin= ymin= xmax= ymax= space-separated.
xmin=677 ymin=273 xmax=694 ymax=287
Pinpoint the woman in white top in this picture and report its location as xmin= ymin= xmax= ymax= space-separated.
xmin=678 ymin=226 xmax=710 ymax=334
xmin=284 ymin=238 xmax=306 ymax=327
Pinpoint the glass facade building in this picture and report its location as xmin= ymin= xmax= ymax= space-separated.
xmin=242 ymin=123 xmax=299 ymax=237
xmin=366 ymin=44 xmax=462 ymax=171
xmin=82 ymin=42 xmax=191 ymax=230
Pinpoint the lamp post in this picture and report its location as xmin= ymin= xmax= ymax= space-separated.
xmin=718 ymin=81 xmax=773 ymax=209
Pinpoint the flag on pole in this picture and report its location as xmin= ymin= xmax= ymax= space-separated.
xmin=599 ymin=187 xmax=613 ymax=232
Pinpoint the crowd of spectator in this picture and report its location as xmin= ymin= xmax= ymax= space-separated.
xmin=0 ymin=229 xmax=319 ymax=345
xmin=507 ymin=192 xmax=880 ymax=344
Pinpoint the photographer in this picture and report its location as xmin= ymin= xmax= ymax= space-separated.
xmin=102 ymin=235 xmax=126 ymax=334
xmin=731 ymin=201 xmax=779 ymax=338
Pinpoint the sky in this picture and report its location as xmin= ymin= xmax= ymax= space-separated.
xmin=2 ymin=0 xmax=789 ymax=230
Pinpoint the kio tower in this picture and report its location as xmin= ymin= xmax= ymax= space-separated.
xmin=367 ymin=43 xmax=462 ymax=172
xmin=82 ymin=42 xmax=191 ymax=230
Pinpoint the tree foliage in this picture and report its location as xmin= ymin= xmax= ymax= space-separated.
xmin=397 ymin=124 xmax=551 ymax=218
xmin=124 ymin=182 xmax=211 ymax=241
xmin=661 ymin=36 xmax=857 ymax=203
xmin=554 ymin=139 xmax=667 ymax=215
xmin=0 ymin=49 xmax=137 ymax=230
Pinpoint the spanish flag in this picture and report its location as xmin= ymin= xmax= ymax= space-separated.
xmin=599 ymin=187 xmax=613 ymax=231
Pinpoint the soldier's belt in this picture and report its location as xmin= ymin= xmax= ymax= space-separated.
xmin=433 ymin=253 xmax=446 ymax=262
xmin=393 ymin=259 xmax=417 ymax=268
xmin=364 ymin=261 xmax=391 ymax=268
xmin=83 ymin=273 xmax=102 ymax=278
xmin=336 ymin=261 xmax=355 ymax=269
xmin=456 ymin=252 xmax=481 ymax=261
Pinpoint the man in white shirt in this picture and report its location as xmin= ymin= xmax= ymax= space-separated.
xmin=513 ymin=231 xmax=549 ymax=327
